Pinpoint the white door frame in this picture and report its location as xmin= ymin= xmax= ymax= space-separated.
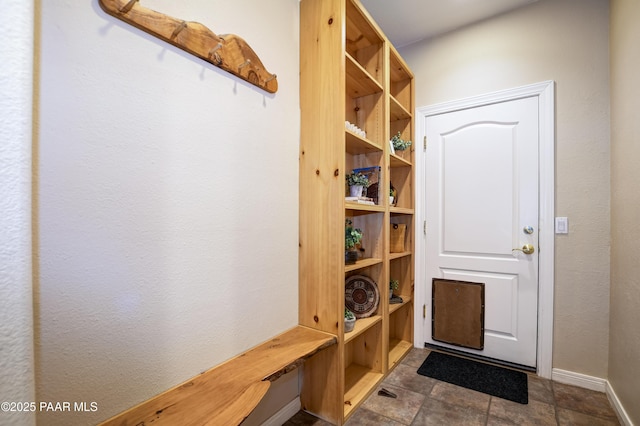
xmin=415 ymin=81 xmax=555 ymax=378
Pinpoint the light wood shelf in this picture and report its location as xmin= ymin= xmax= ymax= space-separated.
xmin=389 ymin=46 xmax=413 ymax=112
xmin=345 ymin=203 xmax=385 ymax=213
xmin=300 ymin=0 xmax=414 ymax=423
xmin=99 ymin=326 xmax=336 ymax=426
xmin=389 ymin=251 xmax=412 ymax=261
xmin=390 ymin=95 xmax=412 ymax=121
xmin=389 ymin=295 xmax=412 ymax=315
xmin=390 ymin=153 xmax=412 ymax=167
xmin=346 ymin=129 xmax=382 ymax=155
xmin=344 ymin=364 xmax=384 ymax=419
xmin=346 ymin=53 xmax=384 ymax=98
xmin=345 ymin=315 xmax=382 ymax=343
xmin=345 ymin=257 xmax=383 ymax=272
xmin=390 ymin=206 xmax=415 ymax=215
xmin=388 ymin=338 xmax=413 ymax=368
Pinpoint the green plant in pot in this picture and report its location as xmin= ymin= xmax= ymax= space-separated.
xmin=345 ymin=219 xmax=363 ymax=264
xmin=344 ymin=308 xmax=356 ymax=333
xmin=391 ymin=132 xmax=412 ymax=152
xmin=346 ymin=171 xmax=370 ymax=197
xmin=389 ymin=279 xmax=399 ymax=299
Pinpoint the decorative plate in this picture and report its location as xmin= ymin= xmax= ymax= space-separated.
xmin=345 ymin=275 xmax=379 ymax=318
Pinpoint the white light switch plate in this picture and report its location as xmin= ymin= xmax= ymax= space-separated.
xmin=555 ymin=217 xmax=568 ymax=234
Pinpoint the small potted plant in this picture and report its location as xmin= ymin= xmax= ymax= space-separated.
xmin=344 ymin=308 xmax=356 ymax=333
xmin=389 ymin=182 xmax=397 ymax=206
xmin=345 ymin=219 xmax=363 ymax=264
xmin=391 ymin=132 xmax=412 ymax=156
xmin=346 ymin=171 xmax=370 ymax=197
xmin=389 ymin=279 xmax=399 ymax=300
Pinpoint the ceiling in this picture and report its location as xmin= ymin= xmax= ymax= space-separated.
xmin=359 ymin=0 xmax=538 ymax=48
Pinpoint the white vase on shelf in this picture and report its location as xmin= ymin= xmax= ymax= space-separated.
xmin=349 ymin=185 xmax=363 ymax=197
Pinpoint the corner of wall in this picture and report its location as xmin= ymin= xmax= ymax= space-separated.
xmin=0 ymin=1 xmax=36 ymax=425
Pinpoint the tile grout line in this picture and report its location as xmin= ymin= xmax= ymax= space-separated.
xmin=552 ymin=380 xmax=561 ymax=426
xmin=484 ymin=396 xmax=492 ymax=426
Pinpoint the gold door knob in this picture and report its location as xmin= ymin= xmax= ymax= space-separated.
xmin=512 ymin=244 xmax=535 ymax=255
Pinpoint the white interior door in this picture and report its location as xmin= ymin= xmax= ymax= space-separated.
xmin=424 ymin=96 xmax=539 ymax=368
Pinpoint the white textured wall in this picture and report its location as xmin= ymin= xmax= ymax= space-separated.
xmin=609 ymin=0 xmax=640 ymax=423
xmin=35 ymin=0 xmax=300 ymax=424
xmin=401 ymin=0 xmax=611 ymax=378
xmin=0 ymin=1 xmax=36 ymax=425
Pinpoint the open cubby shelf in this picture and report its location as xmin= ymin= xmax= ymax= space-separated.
xmin=389 ymin=295 xmax=412 ymax=315
xmin=344 ymin=364 xmax=384 ymax=418
xmin=345 ymin=315 xmax=382 ymax=343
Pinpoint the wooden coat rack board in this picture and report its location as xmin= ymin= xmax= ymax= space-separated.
xmin=99 ymin=0 xmax=278 ymax=93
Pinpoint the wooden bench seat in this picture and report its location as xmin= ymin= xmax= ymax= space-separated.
xmin=100 ymin=326 xmax=336 ymax=426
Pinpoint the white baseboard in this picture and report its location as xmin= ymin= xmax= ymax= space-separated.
xmin=551 ymin=368 xmax=607 ymax=392
xmin=605 ymin=381 xmax=634 ymax=426
xmin=552 ymin=368 xmax=634 ymax=426
xmin=261 ymin=397 xmax=301 ymax=426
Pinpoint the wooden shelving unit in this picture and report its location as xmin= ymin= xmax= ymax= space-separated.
xmin=299 ymin=0 xmax=414 ymax=423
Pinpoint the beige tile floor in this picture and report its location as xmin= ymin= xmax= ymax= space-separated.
xmin=284 ymin=348 xmax=621 ymax=426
